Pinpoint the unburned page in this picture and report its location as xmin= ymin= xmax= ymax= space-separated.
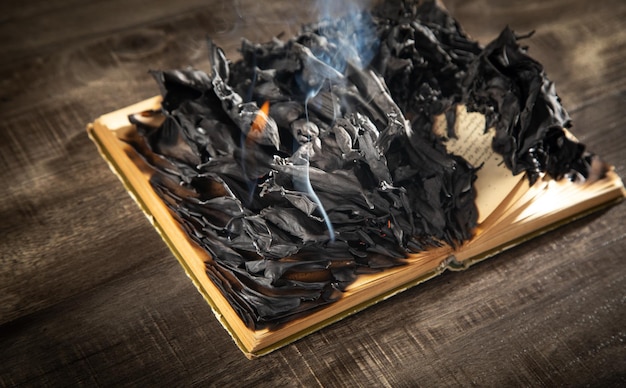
xmin=433 ymin=106 xmax=524 ymax=223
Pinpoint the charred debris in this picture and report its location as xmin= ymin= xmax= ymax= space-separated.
xmin=127 ymin=1 xmax=600 ymax=328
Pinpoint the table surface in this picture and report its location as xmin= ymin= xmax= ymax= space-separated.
xmin=1 ymin=0 xmax=625 ymax=386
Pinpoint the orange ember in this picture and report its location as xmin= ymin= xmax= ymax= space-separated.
xmin=250 ymin=100 xmax=270 ymax=135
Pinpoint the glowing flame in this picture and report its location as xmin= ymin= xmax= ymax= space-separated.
xmin=242 ymin=101 xmax=272 ymax=205
xmin=249 ymin=100 xmax=270 ymax=140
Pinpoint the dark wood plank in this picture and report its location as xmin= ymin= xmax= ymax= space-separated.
xmin=1 ymin=0 xmax=625 ymax=386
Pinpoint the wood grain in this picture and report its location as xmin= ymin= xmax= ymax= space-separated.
xmin=1 ymin=0 xmax=625 ymax=386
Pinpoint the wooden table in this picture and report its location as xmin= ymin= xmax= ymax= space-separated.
xmin=1 ymin=0 xmax=625 ymax=385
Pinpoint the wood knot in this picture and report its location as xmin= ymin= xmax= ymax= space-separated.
xmin=111 ymin=29 xmax=167 ymax=60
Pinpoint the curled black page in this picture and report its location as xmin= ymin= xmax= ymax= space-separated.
xmin=126 ymin=1 xmax=599 ymax=329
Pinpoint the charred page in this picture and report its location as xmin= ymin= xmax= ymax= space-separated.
xmin=123 ymin=1 xmax=605 ymax=329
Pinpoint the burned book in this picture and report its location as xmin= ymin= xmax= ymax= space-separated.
xmin=88 ymin=0 xmax=624 ymax=358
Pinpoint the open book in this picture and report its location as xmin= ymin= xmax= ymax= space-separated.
xmin=88 ymin=96 xmax=625 ymax=358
